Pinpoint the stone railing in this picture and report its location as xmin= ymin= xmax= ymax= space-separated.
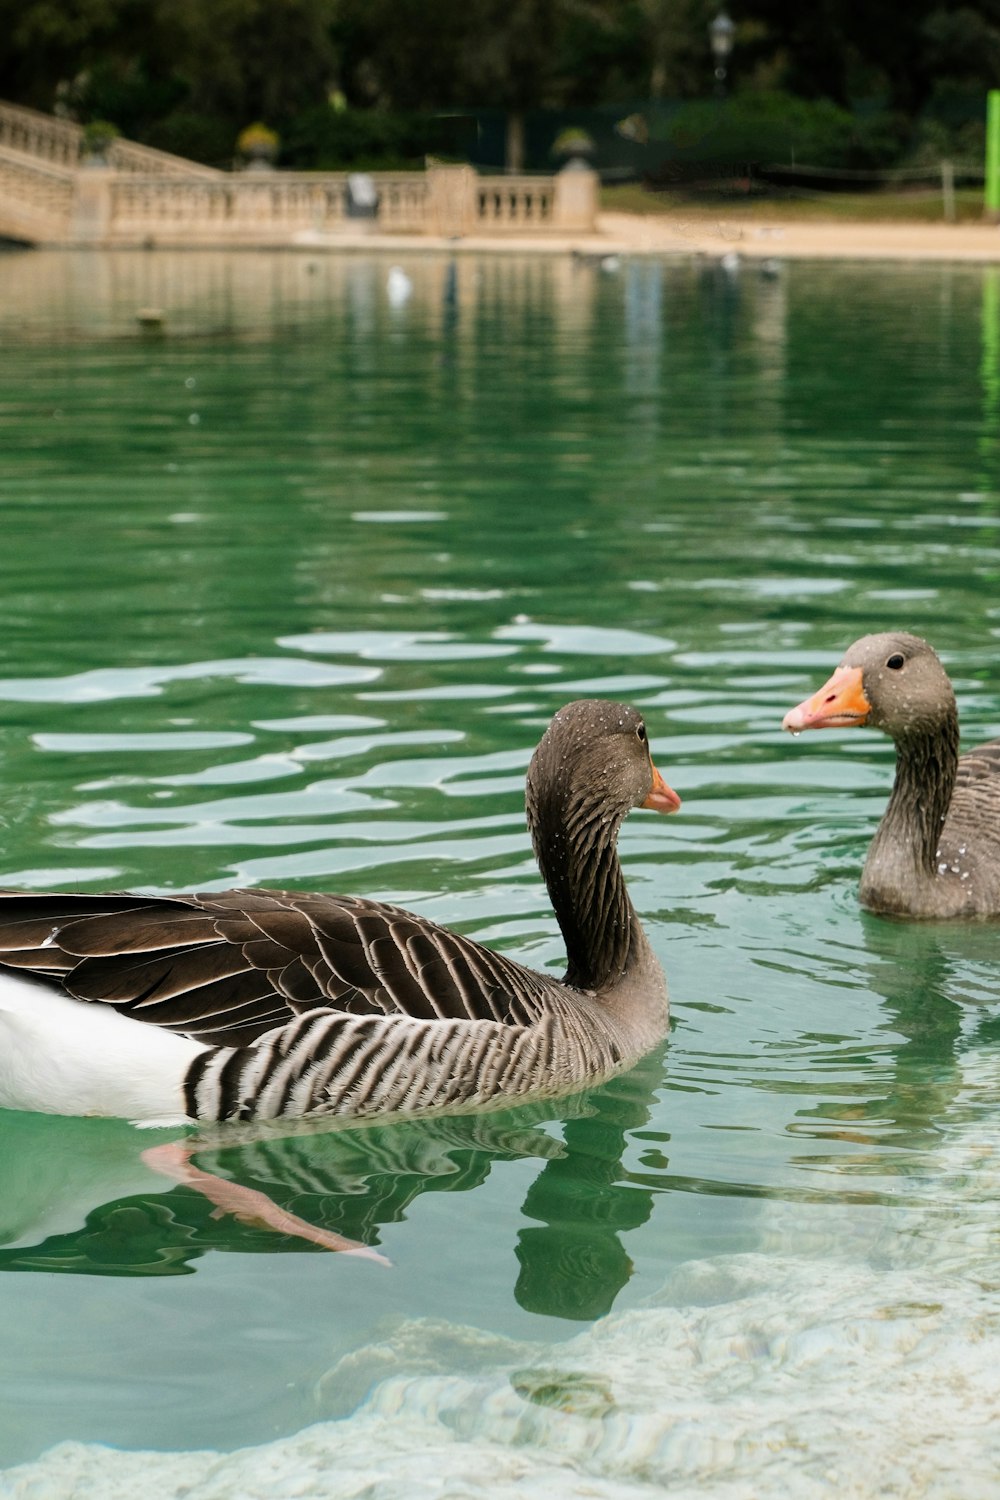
xmin=377 ymin=174 xmax=432 ymax=232
xmin=476 ymin=175 xmax=555 ymax=228
xmin=0 ymin=117 xmax=598 ymax=246
xmin=428 ymin=165 xmax=596 ymax=236
xmin=0 ymin=149 xmax=75 ymax=239
xmin=0 ymin=99 xmax=219 ymax=176
xmin=107 ymin=174 xmax=347 ymax=241
xmin=0 ymin=98 xmax=598 ymax=242
xmin=65 ymin=164 xmax=595 ymax=246
xmin=0 ymin=101 xmax=80 ymax=167
xmin=108 ymin=138 xmax=221 ymax=177
xmin=99 ymin=171 xmax=431 ymax=243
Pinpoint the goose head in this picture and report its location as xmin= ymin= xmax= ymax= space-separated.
xmin=782 ymin=632 xmax=957 ymax=742
xmin=526 ymin=699 xmax=679 ymax=855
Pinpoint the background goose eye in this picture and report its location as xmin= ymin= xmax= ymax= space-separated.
xmin=886 ymin=653 xmax=905 ymax=670
xmin=636 ymin=723 xmax=647 ymax=743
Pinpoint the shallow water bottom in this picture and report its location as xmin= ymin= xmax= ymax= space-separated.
xmin=4 ymin=1048 xmax=998 ymax=1500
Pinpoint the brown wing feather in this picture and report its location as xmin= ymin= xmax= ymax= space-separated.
xmin=0 ymin=887 xmax=558 ymax=1046
xmin=56 ymin=910 xmax=222 ymax=956
xmin=951 ymin=740 xmax=1000 ymax=852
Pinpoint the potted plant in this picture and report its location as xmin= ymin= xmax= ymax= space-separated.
xmin=81 ymin=120 xmax=119 ymax=166
xmin=551 ymin=127 xmax=596 ymax=170
xmin=236 ymin=122 xmax=280 ymax=169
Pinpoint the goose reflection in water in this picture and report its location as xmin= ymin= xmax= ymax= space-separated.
xmin=781 ymin=913 xmax=1000 ymax=1175
xmin=0 ymin=1053 xmax=663 ymax=1323
xmin=857 ymin=915 xmax=1000 ymax=1121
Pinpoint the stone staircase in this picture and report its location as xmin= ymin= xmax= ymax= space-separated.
xmin=0 ymin=100 xmax=220 ymax=243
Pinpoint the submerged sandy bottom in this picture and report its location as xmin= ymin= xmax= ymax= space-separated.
xmin=3 ymin=1051 xmax=999 ymax=1500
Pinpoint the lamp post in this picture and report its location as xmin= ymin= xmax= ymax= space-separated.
xmin=709 ymin=10 xmax=735 ymax=95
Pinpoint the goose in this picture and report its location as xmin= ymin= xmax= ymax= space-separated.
xmin=0 ymin=699 xmax=680 ymax=1125
xmin=782 ymin=632 xmax=1000 ymax=918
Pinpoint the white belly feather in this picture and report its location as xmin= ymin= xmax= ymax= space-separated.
xmin=0 ymin=972 xmax=208 ymax=1124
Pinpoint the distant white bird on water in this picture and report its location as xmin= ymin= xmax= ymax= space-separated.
xmin=386 ymin=266 xmax=413 ymax=306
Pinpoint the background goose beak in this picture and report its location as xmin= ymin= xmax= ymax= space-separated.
xmin=643 ymin=761 xmax=682 ymax=814
xmin=782 ymin=664 xmax=871 ymax=732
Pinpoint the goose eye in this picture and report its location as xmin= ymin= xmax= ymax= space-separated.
xmin=636 ymin=723 xmax=647 ymax=743
xmin=886 ymin=653 xmax=905 ymax=670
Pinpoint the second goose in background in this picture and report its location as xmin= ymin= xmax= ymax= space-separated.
xmin=783 ymin=632 xmax=1000 ymax=918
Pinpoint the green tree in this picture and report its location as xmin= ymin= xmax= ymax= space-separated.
xmin=4 ymin=0 xmax=1000 ymax=171
xmin=333 ymin=0 xmax=661 ymax=168
xmin=158 ymin=0 xmax=337 ymax=125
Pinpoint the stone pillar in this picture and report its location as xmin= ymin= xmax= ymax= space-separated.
xmin=70 ymin=167 xmax=113 ymax=244
xmin=553 ymin=163 xmax=598 ymax=232
xmin=426 ymin=164 xmax=477 ymax=237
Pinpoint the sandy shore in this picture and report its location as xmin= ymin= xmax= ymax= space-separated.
xmin=303 ymin=211 xmax=1000 ymax=264
xmin=596 ymin=210 xmax=1000 ymax=263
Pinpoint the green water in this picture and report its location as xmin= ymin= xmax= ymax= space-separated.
xmin=0 ymin=249 xmax=999 ymax=1490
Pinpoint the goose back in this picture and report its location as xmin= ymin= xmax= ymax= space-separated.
xmin=0 ymin=888 xmax=559 ymax=1046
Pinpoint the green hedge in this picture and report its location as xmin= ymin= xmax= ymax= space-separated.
xmin=649 ymin=92 xmax=908 ymax=171
xmin=280 ymin=106 xmax=474 ymax=170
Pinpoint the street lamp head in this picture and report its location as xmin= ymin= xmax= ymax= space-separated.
xmin=710 ymin=10 xmax=736 ymax=64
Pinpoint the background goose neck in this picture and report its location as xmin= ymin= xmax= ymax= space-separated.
xmin=879 ymin=712 xmax=960 ymax=874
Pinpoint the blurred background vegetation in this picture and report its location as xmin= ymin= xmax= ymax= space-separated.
xmin=0 ymin=0 xmax=996 ymax=188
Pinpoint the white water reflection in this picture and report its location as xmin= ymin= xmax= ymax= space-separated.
xmin=0 ymin=658 xmax=378 ymax=703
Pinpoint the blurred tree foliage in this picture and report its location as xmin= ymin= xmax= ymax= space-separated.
xmin=0 ymin=0 xmax=996 ymax=168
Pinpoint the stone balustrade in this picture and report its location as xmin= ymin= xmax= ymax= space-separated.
xmin=108 ymin=139 xmax=221 ymax=177
xmin=26 ymin=166 xmax=595 ymax=247
xmin=376 ymin=175 xmax=433 ymax=233
xmin=0 ymin=101 xmax=598 ymax=246
xmin=0 ymin=101 xmax=80 ymax=167
xmin=477 ymin=176 xmax=555 ymax=227
xmin=100 ymin=172 xmax=432 ymax=243
xmin=0 ymin=100 xmax=219 ymax=177
xmin=0 ymin=150 xmax=76 ymax=240
xmin=421 ymin=166 xmax=594 ymax=236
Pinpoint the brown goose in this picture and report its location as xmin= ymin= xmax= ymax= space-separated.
xmin=782 ymin=632 xmax=1000 ymax=918
xmin=0 ymin=699 xmax=679 ymax=1124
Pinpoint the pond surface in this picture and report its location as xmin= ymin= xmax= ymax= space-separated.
xmin=0 ymin=248 xmax=998 ymax=1497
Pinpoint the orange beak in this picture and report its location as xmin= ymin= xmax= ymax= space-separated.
xmin=782 ymin=664 xmax=871 ymax=733
xmin=642 ymin=759 xmax=682 ymax=814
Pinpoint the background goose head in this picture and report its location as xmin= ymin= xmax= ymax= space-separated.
xmin=783 ymin=632 xmax=958 ymax=742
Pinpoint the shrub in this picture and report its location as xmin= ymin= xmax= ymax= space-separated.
xmin=280 ymin=105 xmax=473 ymax=170
xmin=647 ymin=91 xmax=907 ymax=173
xmin=142 ymin=111 xmax=238 ymax=168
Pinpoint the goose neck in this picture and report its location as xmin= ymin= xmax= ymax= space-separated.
xmin=532 ymin=794 xmax=638 ymax=994
xmin=879 ymin=713 xmax=960 ymax=873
